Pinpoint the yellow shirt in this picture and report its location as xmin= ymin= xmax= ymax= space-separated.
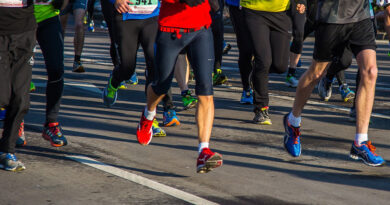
xmin=240 ymin=0 xmax=290 ymax=12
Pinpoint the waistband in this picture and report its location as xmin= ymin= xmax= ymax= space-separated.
xmin=159 ymin=25 xmax=209 ymax=39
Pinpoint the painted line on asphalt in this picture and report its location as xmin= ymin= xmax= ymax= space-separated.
xmin=223 ymin=84 xmax=390 ymax=120
xmin=66 ymin=155 xmax=218 ymax=205
xmin=34 ymin=81 xmax=102 ymax=95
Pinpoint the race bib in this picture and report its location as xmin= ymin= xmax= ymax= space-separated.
xmin=34 ymin=0 xmax=53 ymax=5
xmin=128 ymin=0 xmax=158 ymax=15
xmin=0 ymin=0 xmax=27 ymax=7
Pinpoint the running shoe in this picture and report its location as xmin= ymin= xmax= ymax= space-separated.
xmin=136 ymin=112 xmax=154 ymax=145
xmin=222 ymin=43 xmax=232 ymax=55
xmin=197 ymin=147 xmax=223 ymax=173
xmin=253 ymin=106 xmax=272 ymax=125
xmin=16 ymin=121 xmax=26 ymax=147
xmin=102 ymin=77 xmax=118 ymax=107
xmin=339 ymin=84 xmax=355 ymax=103
xmin=318 ymin=77 xmax=332 ymax=101
xmin=181 ymin=90 xmax=198 ymax=110
xmin=0 ymin=153 xmax=26 ymax=171
xmin=73 ymin=61 xmax=85 ymax=73
xmin=0 ymin=108 xmax=6 ymax=121
xmin=296 ymin=59 xmax=302 ymax=67
xmin=30 ymin=81 xmax=36 ymax=92
xmin=100 ymin=20 xmax=108 ymax=30
xmin=240 ymin=89 xmax=253 ymax=104
xmin=213 ymin=68 xmax=228 ymax=85
xmin=152 ymin=119 xmax=166 ymax=137
xmin=283 ymin=113 xmax=301 ymax=157
xmin=42 ymin=122 xmax=68 ymax=147
xmin=387 ymin=51 xmax=390 ymax=57
xmin=163 ymin=109 xmax=180 ymax=127
xmin=29 ymin=56 xmax=34 ymax=66
xmin=125 ymin=72 xmax=138 ymax=85
xmin=350 ymin=141 xmax=385 ymax=167
xmin=118 ymin=81 xmax=127 ymax=90
xmin=286 ymin=74 xmax=299 ymax=88
xmin=88 ymin=19 xmax=95 ymax=32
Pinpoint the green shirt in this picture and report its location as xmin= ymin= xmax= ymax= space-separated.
xmin=34 ymin=3 xmax=59 ymax=23
xmin=240 ymin=0 xmax=290 ymax=12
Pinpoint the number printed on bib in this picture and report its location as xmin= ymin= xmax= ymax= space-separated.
xmin=128 ymin=0 xmax=158 ymax=15
xmin=34 ymin=0 xmax=53 ymax=5
xmin=0 ymin=0 xmax=27 ymax=7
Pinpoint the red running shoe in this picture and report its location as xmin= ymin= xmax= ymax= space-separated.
xmin=136 ymin=113 xmax=153 ymax=145
xmin=42 ymin=122 xmax=67 ymax=147
xmin=196 ymin=148 xmax=223 ymax=173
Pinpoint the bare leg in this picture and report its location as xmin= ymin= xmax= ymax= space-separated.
xmin=292 ymin=60 xmax=330 ymax=117
xmin=355 ymin=49 xmax=377 ymax=134
xmin=73 ymin=9 xmax=86 ymax=57
xmin=174 ymin=54 xmax=190 ymax=92
xmin=289 ymin=52 xmax=302 ymax=68
xmin=60 ymin=14 xmax=69 ymax=37
xmin=196 ymin=95 xmax=214 ymax=143
xmin=146 ymin=84 xmax=165 ymax=111
xmin=385 ymin=7 xmax=390 ymax=46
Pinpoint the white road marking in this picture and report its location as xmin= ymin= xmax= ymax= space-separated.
xmin=34 ymin=81 xmax=102 ymax=95
xmin=66 ymin=155 xmax=219 ymax=205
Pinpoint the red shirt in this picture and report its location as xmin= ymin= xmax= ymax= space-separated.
xmin=158 ymin=0 xmax=211 ymax=29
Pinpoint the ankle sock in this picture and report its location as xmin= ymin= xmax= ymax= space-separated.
xmin=288 ymin=112 xmax=301 ymax=127
xmin=198 ymin=142 xmax=209 ymax=153
xmin=355 ymin=133 xmax=368 ymax=146
xmin=144 ymin=107 xmax=156 ymax=121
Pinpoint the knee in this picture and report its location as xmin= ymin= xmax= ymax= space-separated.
xmin=361 ymin=65 xmax=378 ymax=83
xmin=271 ymin=61 xmax=288 ymax=74
xmin=198 ymin=95 xmax=214 ymax=104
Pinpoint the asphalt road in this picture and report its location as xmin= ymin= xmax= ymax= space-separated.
xmin=1 ymin=26 xmax=389 ymax=205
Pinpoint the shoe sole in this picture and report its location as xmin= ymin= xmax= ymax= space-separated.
xmin=342 ymin=93 xmax=355 ymax=103
xmin=153 ymin=132 xmax=166 ymax=137
xmin=15 ymin=141 xmax=27 ymax=147
xmin=0 ymin=164 xmax=26 ymax=172
xmin=213 ymin=79 xmax=228 ymax=86
xmin=184 ymin=101 xmax=197 ymax=110
xmin=197 ymin=153 xmax=223 ymax=174
xmin=254 ymin=120 xmax=272 ymax=125
xmin=163 ymin=119 xmax=180 ymax=127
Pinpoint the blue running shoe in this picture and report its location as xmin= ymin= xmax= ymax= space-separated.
xmin=0 ymin=153 xmax=26 ymax=171
xmin=0 ymin=108 xmax=6 ymax=121
xmin=152 ymin=119 xmax=166 ymax=137
xmin=297 ymin=59 xmax=302 ymax=67
xmin=102 ymin=77 xmax=118 ymax=107
xmin=339 ymin=84 xmax=355 ymax=103
xmin=163 ymin=109 xmax=180 ymax=127
xmin=126 ymin=72 xmax=138 ymax=85
xmin=350 ymin=141 xmax=385 ymax=167
xmin=240 ymin=89 xmax=253 ymax=104
xmin=283 ymin=113 xmax=301 ymax=157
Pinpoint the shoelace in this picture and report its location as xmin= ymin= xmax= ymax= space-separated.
xmin=19 ymin=122 xmax=24 ymax=137
xmin=48 ymin=125 xmax=61 ymax=137
xmin=292 ymin=127 xmax=301 ymax=144
xmin=365 ymin=141 xmax=378 ymax=156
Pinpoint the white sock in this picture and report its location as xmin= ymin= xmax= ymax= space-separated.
xmin=198 ymin=142 xmax=209 ymax=154
xmin=288 ymin=112 xmax=301 ymax=127
xmin=144 ymin=107 xmax=156 ymax=121
xmin=355 ymin=133 xmax=368 ymax=146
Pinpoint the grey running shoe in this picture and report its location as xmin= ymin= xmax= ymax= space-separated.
xmin=318 ymin=77 xmax=332 ymax=101
xmin=253 ymin=107 xmax=272 ymax=125
xmin=0 ymin=153 xmax=26 ymax=171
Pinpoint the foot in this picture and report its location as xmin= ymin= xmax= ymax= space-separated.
xmin=163 ymin=109 xmax=180 ymax=127
xmin=318 ymin=77 xmax=332 ymax=101
xmin=222 ymin=43 xmax=232 ymax=55
xmin=152 ymin=119 xmax=166 ymax=137
xmin=196 ymin=148 xmax=223 ymax=173
xmin=181 ymin=90 xmax=198 ymax=110
xmin=73 ymin=61 xmax=85 ymax=73
xmin=125 ymin=72 xmax=138 ymax=85
xmin=88 ymin=19 xmax=95 ymax=32
xmin=350 ymin=141 xmax=385 ymax=167
xmin=102 ymin=77 xmax=118 ymax=107
xmin=213 ymin=68 xmax=228 ymax=85
xmin=0 ymin=153 xmax=26 ymax=171
xmin=0 ymin=108 xmax=6 ymax=121
xmin=30 ymin=81 xmax=36 ymax=92
xmin=136 ymin=113 xmax=153 ymax=145
xmin=283 ymin=113 xmax=301 ymax=157
xmin=339 ymin=84 xmax=355 ymax=103
xmin=240 ymin=89 xmax=253 ymax=104
xmin=286 ymin=74 xmax=299 ymax=88
xmin=16 ymin=121 xmax=27 ymax=147
xmin=42 ymin=122 xmax=68 ymax=147
xmin=253 ymin=107 xmax=272 ymax=125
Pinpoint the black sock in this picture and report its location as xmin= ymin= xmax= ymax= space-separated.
xmin=287 ymin=67 xmax=296 ymax=76
xmin=74 ymin=55 xmax=81 ymax=62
